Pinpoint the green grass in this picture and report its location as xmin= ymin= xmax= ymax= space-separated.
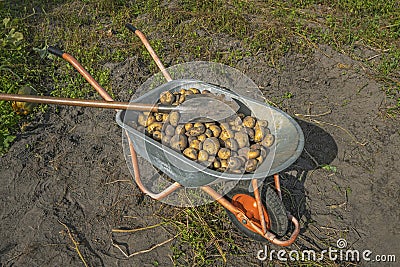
xmin=163 ymin=203 xmax=244 ymax=266
xmin=0 ymin=17 xmax=27 ymax=154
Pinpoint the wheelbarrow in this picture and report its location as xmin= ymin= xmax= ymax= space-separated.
xmin=0 ymin=24 xmax=304 ymax=246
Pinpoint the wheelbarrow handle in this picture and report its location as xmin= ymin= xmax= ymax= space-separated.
xmin=48 ymin=46 xmax=64 ymax=58
xmin=125 ymin=23 xmax=172 ymax=82
xmin=47 ymin=46 xmax=114 ymax=102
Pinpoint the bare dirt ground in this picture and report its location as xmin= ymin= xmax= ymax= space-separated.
xmin=1 ymin=43 xmax=399 ymax=266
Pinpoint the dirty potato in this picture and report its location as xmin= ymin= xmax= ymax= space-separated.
xmin=218 ymin=148 xmax=231 ymax=159
xmin=202 ymin=137 xmax=220 ymax=155
xmin=159 ymin=91 xmax=175 ymax=105
xmin=183 ymin=147 xmax=198 ymax=160
xmin=170 ymin=134 xmax=188 ymax=152
xmin=260 ymin=134 xmax=275 ymax=147
xmin=197 ymin=150 xmax=209 ymax=161
xmin=169 ymin=111 xmax=180 ymax=126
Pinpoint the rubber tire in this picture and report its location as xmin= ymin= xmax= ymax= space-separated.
xmin=225 ymin=186 xmax=289 ymax=242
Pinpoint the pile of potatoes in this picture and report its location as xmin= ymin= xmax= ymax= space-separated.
xmin=134 ymin=88 xmax=275 ymax=174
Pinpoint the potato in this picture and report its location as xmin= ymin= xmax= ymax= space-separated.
xmin=164 ymin=124 xmax=175 ymax=136
xmin=256 ymin=155 xmax=264 ymax=164
xmin=247 ymin=148 xmax=261 ymax=159
xmin=260 ymin=133 xmax=275 ymax=147
xmin=209 ymin=125 xmax=222 ymax=137
xmin=228 ymin=157 xmax=242 ymax=170
xmin=183 ymin=147 xmax=198 ymax=160
xmin=186 ymin=123 xmax=206 ymax=137
xmin=250 ymin=143 xmax=261 ymax=150
xmin=219 ymin=123 xmax=230 ymax=132
xmin=235 ymin=132 xmax=249 ymax=148
xmin=233 ymin=116 xmax=243 ymax=126
xmin=237 ymin=156 xmax=247 ymax=166
xmin=172 ymin=92 xmax=180 ymax=105
xmin=147 ymin=122 xmax=163 ymax=133
xmin=170 ymin=134 xmax=188 ymax=152
xmin=256 ymin=120 xmax=268 ymax=129
xmin=159 ymin=91 xmax=175 ymax=105
xmin=175 ymin=125 xmax=186 ymax=135
xmin=11 ymin=86 xmax=37 ymax=115
xmin=245 ymin=159 xmax=258 ymax=172
xmin=218 ymin=148 xmax=231 ymax=159
xmin=238 ymin=113 xmax=245 ymax=119
xmin=162 ymin=113 xmax=169 ymax=122
xmin=184 ymin=90 xmax=194 ymax=96
xmin=204 ymin=129 xmax=213 ymax=138
xmin=238 ymin=147 xmax=250 ymax=157
xmin=138 ymin=113 xmax=155 ymax=127
xmin=161 ymin=134 xmax=172 ymax=145
xmin=202 ymin=137 xmax=220 ymax=155
xmin=188 ymin=88 xmax=200 ymax=94
xmin=187 ymin=136 xmax=197 ymax=143
xmin=242 ymin=116 xmax=256 ymax=128
xmin=220 ymin=129 xmax=234 ymax=141
xmin=260 ymin=146 xmax=268 ymax=158
xmin=193 ymin=122 xmax=204 ymax=128
xmin=152 ymin=131 xmax=162 ymax=141
xmin=220 ymin=159 xmax=228 ymax=169
xmin=169 ymin=111 xmax=180 ymax=126
xmin=224 ymin=138 xmax=239 ymax=151
xmin=197 ymin=134 xmax=207 ymax=142
xmin=189 ymin=139 xmax=202 ymax=150
xmin=154 ymin=113 xmax=164 ymax=122
xmin=197 ymin=150 xmax=209 ymax=161
xmin=242 ymin=127 xmax=255 ymax=141
xmin=178 ymin=94 xmax=186 ymax=104
xmin=184 ymin=123 xmax=193 ymax=131
xmin=213 ymin=159 xmax=221 ymax=169
xmin=205 ymin=122 xmax=216 ymax=128
xmin=254 ymin=125 xmax=266 ymax=143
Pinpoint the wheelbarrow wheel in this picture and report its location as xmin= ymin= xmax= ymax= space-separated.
xmin=225 ymin=186 xmax=288 ymax=242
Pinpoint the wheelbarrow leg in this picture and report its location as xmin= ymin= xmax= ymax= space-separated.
xmin=202 ymin=178 xmax=301 ymax=247
xmin=126 ymin=130 xmax=181 ymax=200
xmin=273 ymin=173 xmax=282 ymax=200
xmin=251 ymin=179 xmax=267 ymax=235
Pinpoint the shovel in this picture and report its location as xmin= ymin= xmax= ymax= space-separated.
xmin=0 ymin=47 xmax=239 ymax=122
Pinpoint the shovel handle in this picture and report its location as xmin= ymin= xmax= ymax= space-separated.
xmin=0 ymin=93 xmax=177 ymax=113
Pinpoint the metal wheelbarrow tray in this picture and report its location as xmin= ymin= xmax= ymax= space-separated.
xmin=116 ymin=79 xmax=304 ymax=188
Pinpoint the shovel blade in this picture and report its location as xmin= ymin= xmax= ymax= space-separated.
xmin=178 ymin=94 xmax=240 ymax=123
